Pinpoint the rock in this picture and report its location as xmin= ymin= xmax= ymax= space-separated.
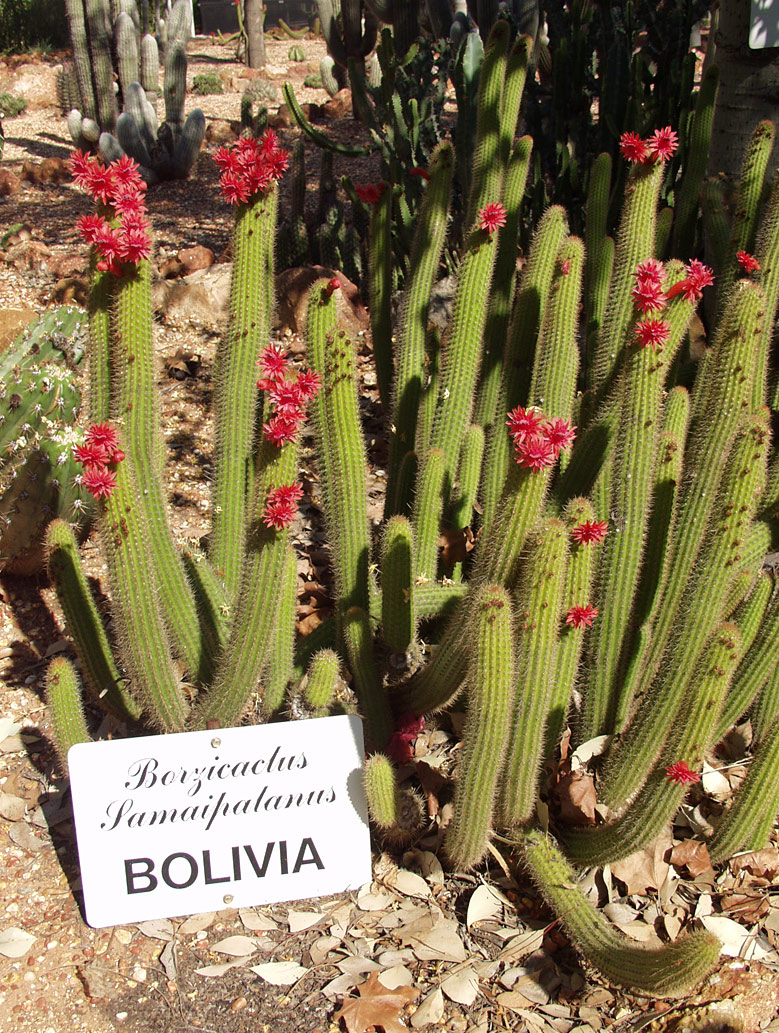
xmin=177 ymin=245 xmax=214 ymax=275
xmin=20 ymin=157 xmax=70 ymax=186
xmin=238 ymin=66 xmax=262 ymax=80
xmin=4 ymin=239 xmax=53 ymax=273
xmin=269 ymin=104 xmax=291 ymax=129
xmin=0 ymin=168 xmax=22 ymax=196
xmin=153 ymin=263 xmax=232 ymax=327
xmin=205 ymin=120 xmax=238 ymax=146
xmin=274 ymin=267 xmax=368 ymax=336
xmin=46 ymin=253 xmax=87 ymax=279
xmin=4 ymin=61 xmax=60 ymax=109
xmin=322 ymin=89 xmax=352 ymax=120
xmin=0 ymin=308 xmax=38 ymax=352
xmin=50 ymin=277 xmax=89 ymax=306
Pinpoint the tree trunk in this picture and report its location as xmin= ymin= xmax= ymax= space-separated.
xmin=708 ymin=0 xmax=779 ymax=181
xmin=245 ymin=0 xmax=266 ymax=69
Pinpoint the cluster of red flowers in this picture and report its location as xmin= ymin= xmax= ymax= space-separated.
xmin=665 ymin=760 xmax=701 ymax=785
xmin=506 ymin=406 xmax=576 ymax=471
xmin=478 ymin=202 xmax=507 ymax=235
xmin=355 ymin=182 xmax=387 ymax=205
xmin=737 ymin=250 xmax=760 ymax=275
xmin=630 ymin=257 xmax=714 ymax=350
xmin=571 ymin=519 xmax=609 ymax=545
xmin=565 ymin=604 xmax=598 ymax=629
xmin=262 ymin=483 xmax=304 ymax=530
xmin=73 ymin=422 xmax=125 ymax=500
xmin=70 ymin=151 xmax=152 ymax=275
xmin=619 ymin=127 xmax=679 ymax=165
xmin=213 ymin=131 xmax=289 ymax=205
xmin=257 ymin=343 xmax=322 ymax=447
xmin=665 ymin=258 xmax=715 ymax=303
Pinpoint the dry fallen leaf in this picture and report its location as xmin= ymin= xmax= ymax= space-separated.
xmin=466 ymin=884 xmax=505 ymax=929
xmin=250 ymin=960 xmax=309 ymax=985
xmin=334 ymin=971 xmax=421 ymax=1033
xmin=610 ymin=829 xmax=672 ymax=895
xmin=0 ymin=927 xmax=36 ymax=959
xmin=554 ymin=770 xmax=597 ymax=825
xmin=669 ymin=838 xmax=713 ymax=878
xmin=211 ymin=935 xmax=258 ymax=957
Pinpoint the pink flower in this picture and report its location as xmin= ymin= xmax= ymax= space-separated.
xmin=506 ymin=405 xmax=544 ymax=442
xmin=76 ymin=213 xmax=109 ymax=245
xmin=295 ymin=368 xmax=322 ymax=401
xmin=85 ymin=422 xmax=120 ymax=453
xmin=666 ymin=259 xmax=714 ymax=302
xmin=477 ymin=202 xmax=507 ymax=235
xmin=665 ymin=761 xmax=701 ymax=785
xmin=82 ymin=464 xmax=117 ymax=499
xmin=542 ymin=417 xmax=576 ymax=455
xmin=634 ymin=259 xmax=665 ymax=284
xmin=117 ymin=224 xmax=152 ymax=264
xmin=737 ymin=250 xmax=760 ymax=274
xmin=256 ymin=343 xmax=288 ymax=387
xmin=73 ymin=441 xmax=110 ymax=467
xmin=619 ymin=132 xmax=646 ymax=164
xmin=262 ymin=482 xmax=304 ymax=529
xmin=634 ymin=316 xmax=671 ymax=350
xmin=646 ymin=126 xmax=679 ymax=163
xmin=262 ymin=412 xmax=301 ymax=446
xmin=565 ymin=604 xmax=598 ymax=629
xmin=631 ymin=279 xmax=667 ymax=313
xmin=571 ymin=520 xmax=609 ymax=545
xmin=515 ymin=434 xmax=557 ymax=471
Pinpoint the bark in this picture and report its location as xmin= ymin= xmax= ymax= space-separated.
xmin=708 ymin=0 xmax=779 ymax=181
xmin=244 ymin=0 xmax=266 ymax=69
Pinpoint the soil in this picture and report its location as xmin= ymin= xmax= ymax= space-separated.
xmin=1 ymin=30 xmax=779 ymax=1033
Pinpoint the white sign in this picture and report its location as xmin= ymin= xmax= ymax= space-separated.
xmin=750 ymin=0 xmax=779 ymax=48
xmin=68 ymin=716 xmax=371 ymax=928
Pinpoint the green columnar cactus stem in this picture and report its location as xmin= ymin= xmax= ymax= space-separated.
xmin=465 ymin=20 xmax=509 ymax=228
xmin=715 ymin=121 xmax=775 ymax=319
xmin=115 ymin=12 xmax=140 ymax=92
xmin=385 ymin=142 xmax=453 ymax=518
xmin=181 ymin=544 xmax=231 ymax=658
xmin=545 ymin=499 xmax=598 ymax=755
xmin=701 ymin=179 xmax=730 ymax=274
xmin=45 ymin=519 xmax=140 ymax=721
xmin=499 ymin=518 xmax=567 ymax=826
xmin=752 ymin=654 xmax=779 ymax=745
xmin=599 ymin=408 xmax=770 ymax=809
xmin=722 ymin=568 xmax=761 ymax=621
xmin=412 ymin=448 xmax=445 ymax=582
xmin=497 ymin=37 xmax=531 ymax=172
xmin=592 ymin=161 xmax=664 ymax=392
xmin=99 ymin=454 xmax=187 ymax=731
xmin=86 ymin=0 xmax=119 ymax=130
xmin=566 ymin=623 xmax=742 ymax=866
xmin=518 ymin=830 xmax=721 ymax=997
xmin=342 ymin=606 xmax=393 ymax=749
xmin=140 ymin=32 xmax=159 ymax=96
xmin=584 ymin=152 xmax=611 ymax=300
xmin=730 ymin=568 xmax=773 ymax=659
xmin=446 ymin=583 xmax=514 ymax=869
xmin=88 ymin=262 xmax=115 ymax=424
xmin=64 ymin=0 xmax=98 ymax=122
xmin=581 ymin=318 xmax=686 ymax=740
xmin=655 ymin=206 xmax=673 ymax=258
xmin=473 ymin=136 xmax=533 ymax=436
xmin=414 ymin=580 xmax=468 ymax=620
xmin=211 ymin=185 xmax=278 ymax=593
xmin=715 ymin=576 xmax=777 ymax=740
xmin=303 ymin=649 xmax=340 ymax=713
xmin=709 ymin=713 xmax=779 ymax=863
xmin=263 ymin=545 xmax=298 ymax=715
xmin=45 ymin=657 xmax=91 ymax=775
xmin=112 ymin=260 xmax=206 ymax=682
xmin=381 ymin=516 xmax=415 ymax=653
xmin=307 ymin=281 xmax=372 ymax=622
xmin=584 ymin=235 xmax=614 ymax=391
xmin=752 ymin=174 xmax=779 ymax=410
xmin=448 ymin=425 xmax=484 ymax=574
xmin=415 ymin=327 xmax=440 ymax=461
xmin=363 ymin=752 xmax=400 ymax=828
xmin=671 ymin=66 xmax=719 ymax=260
xmin=196 ymin=436 xmax=299 ymax=730
xmin=481 ymin=206 xmax=568 ymax=527
xmin=368 ymin=185 xmax=393 ymax=411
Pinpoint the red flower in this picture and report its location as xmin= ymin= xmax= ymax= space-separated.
xmin=737 ymin=250 xmax=760 ymax=274
xmin=506 ymin=405 xmax=544 ymax=442
xmin=355 ymin=183 xmax=385 ymax=205
xmin=634 ymin=316 xmax=671 ymax=350
xmin=631 ymin=279 xmax=666 ymax=313
xmin=86 ymin=422 xmax=120 ymax=453
xmin=477 ymin=202 xmax=507 ymax=235
xmin=263 ymin=412 xmax=301 ymax=446
xmin=666 ymin=259 xmax=714 ymax=302
xmin=82 ymin=464 xmax=117 ymax=499
xmin=117 ymin=224 xmax=152 ymax=264
xmin=324 ymin=277 xmax=341 ymax=298
xmin=215 ymin=131 xmax=288 ymax=204
xmin=295 ymin=368 xmax=322 ymax=401
xmin=73 ymin=441 xmax=109 ymax=467
xmin=409 ymin=167 xmax=431 ymax=181
xmin=571 ymin=519 xmax=608 ymax=545
xmin=256 ymin=343 xmax=288 ymax=387
xmin=619 ymin=132 xmax=646 ymax=164
xmin=634 ymin=258 xmax=665 ymax=284
xmin=542 ymin=417 xmax=576 ymax=455
xmin=646 ymin=126 xmax=678 ymax=163
xmin=515 ymin=434 xmax=557 ymax=471
xmin=665 ymin=761 xmax=701 ymax=785
xmin=565 ymin=604 xmax=598 ymax=629
xmin=387 ymin=712 xmax=425 ymax=764
xmin=262 ymin=482 xmax=304 ymax=529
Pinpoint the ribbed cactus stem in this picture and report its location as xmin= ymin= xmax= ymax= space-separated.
xmin=518 ymin=830 xmax=721 ymax=997
xmin=87 ymin=259 xmax=115 ymax=424
xmin=367 ymin=185 xmax=393 ymax=412
xmin=112 ymin=259 xmax=206 ymax=682
xmin=465 ymin=20 xmax=510 ymax=227
xmin=591 ymin=161 xmax=664 ymax=391
xmin=448 ymin=425 xmax=485 ymax=579
xmin=446 ymin=584 xmax=515 ymax=869
xmin=386 ymin=142 xmax=454 ymax=518
xmin=307 ymin=280 xmax=372 ymax=622
xmin=211 ymin=183 xmax=278 ymax=592
xmin=303 ymin=649 xmax=340 ymax=713
xmin=671 ymin=66 xmax=719 ymax=260
xmin=45 ymin=519 xmax=140 ymax=721
xmin=709 ymin=713 xmax=779 ymax=863
xmin=381 ymin=516 xmax=415 ymax=654
xmin=497 ymin=36 xmax=531 ymax=170
xmin=98 ymin=454 xmax=187 ymax=731
xmin=363 ymin=752 xmax=400 ymax=828
xmin=262 ymin=544 xmax=298 ymax=715
xmin=342 ymin=606 xmax=393 ymax=749
xmin=701 ymin=179 xmax=730 ymax=274
xmin=584 ymin=152 xmax=611 ymax=300
xmin=412 ymin=448 xmax=445 ymax=581
xmin=45 ymin=656 xmax=91 ymax=775
xmin=752 ymin=171 xmax=779 ymax=409
xmin=566 ymin=623 xmax=742 ymax=866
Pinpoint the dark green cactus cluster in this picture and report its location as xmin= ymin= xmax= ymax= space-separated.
xmin=63 ymin=0 xmax=204 ymax=183
xmin=38 ymin=17 xmax=779 ymax=1000
xmin=0 ymin=308 xmax=94 ymax=572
